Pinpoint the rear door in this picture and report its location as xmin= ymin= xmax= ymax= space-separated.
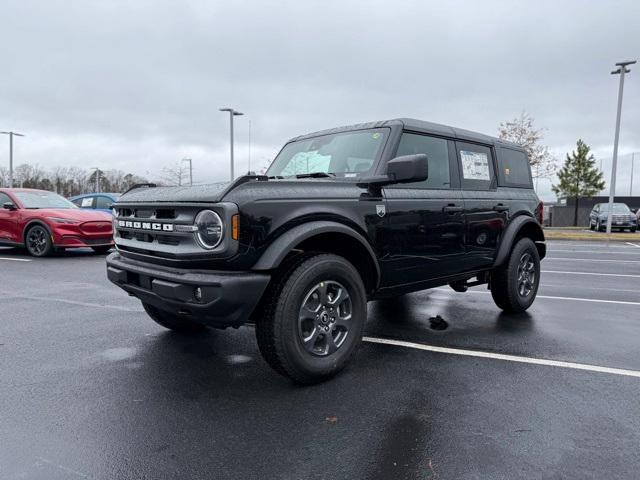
xmin=382 ymin=132 xmax=466 ymax=287
xmin=457 ymin=141 xmax=507 ymax=270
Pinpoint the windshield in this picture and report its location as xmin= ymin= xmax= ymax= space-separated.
xmin=599 ymin=203 xmax=630 ymax=213
xmin=14 ymin=191 xmax=78 ymax=209
xmin=266 ymin=128 xmax=388 ymax=178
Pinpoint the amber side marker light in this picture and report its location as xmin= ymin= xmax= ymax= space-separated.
xmin=231 ymin=214 xmax=240 ymax=240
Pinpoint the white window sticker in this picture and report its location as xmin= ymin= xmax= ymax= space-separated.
xmin=81 ymin=197 xmax=93 ymax=207
xmin=460 ymin=150 xmax=491 ymax=181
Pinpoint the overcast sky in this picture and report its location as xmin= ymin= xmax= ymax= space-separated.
xmin=1 ymin=0 xmax=639 ymax=200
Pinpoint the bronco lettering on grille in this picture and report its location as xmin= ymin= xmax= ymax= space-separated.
xmin=118 ymin=220 xmax=174 ymax=232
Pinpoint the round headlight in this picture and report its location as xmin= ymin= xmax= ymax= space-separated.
xmin=195 ymin=210 xmax=223 ymax=249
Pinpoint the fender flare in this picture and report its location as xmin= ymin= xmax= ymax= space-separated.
xmin=252 ymin=220 xmax=381 ymax=286
xmin=493 ymin=215 xmax=546 ymax=267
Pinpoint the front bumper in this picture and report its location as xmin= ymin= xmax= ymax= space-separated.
xmin=106 ymin=252 xmax=270 ymax=328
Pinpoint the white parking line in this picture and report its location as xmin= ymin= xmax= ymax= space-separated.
xmin=626 ymin=242 xmax=640 ymax=248
xmin=0 ymin=292 xmax=143 ymax=312
xmin=542 ymin=270 xmax=640 ymax=278
xmin=363 ymin=337 xmax=640 ymax=379
xmin=434 ymin=288 xmax=640 ymax=306
xmin=0 ymin=257 xmax=31 ymax=262
xmin=546 ymin=257 xmax=640 ymax=263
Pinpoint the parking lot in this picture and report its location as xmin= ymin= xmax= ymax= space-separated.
xmin=1 ymin=239 xmax=639 ymax=480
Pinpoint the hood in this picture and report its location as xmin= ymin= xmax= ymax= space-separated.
xmin=118 ymin=181 xmax=233 ymax=203
xmin=115 ymin=176 xmax=363 ymax=205
xmin=34 ymin=208 xmax=112 ymax=222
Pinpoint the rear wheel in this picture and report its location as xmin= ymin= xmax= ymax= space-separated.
xmin=25 ymin=225 xmax=54 ymax=257
xmin=142 ymin=303 xmax=207 ymax=333
xmin=491 ymin=237 xmax=540 ymax=313
xmin=256 ymin=253 xmax=366 ymax=384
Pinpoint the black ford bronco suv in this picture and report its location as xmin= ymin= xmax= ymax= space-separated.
xmin=107 ymin=118 xmax=545 ymax=384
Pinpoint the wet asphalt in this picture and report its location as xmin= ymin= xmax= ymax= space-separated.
xmin=1 ymin=238 xmax=639 ymax=480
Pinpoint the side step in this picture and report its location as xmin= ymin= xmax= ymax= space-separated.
xmin=449 ymin=273 xmax=489 ymax=293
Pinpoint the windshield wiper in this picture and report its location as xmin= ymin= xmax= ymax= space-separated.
xmin=294 ymin=172 xmax=336 ymax=178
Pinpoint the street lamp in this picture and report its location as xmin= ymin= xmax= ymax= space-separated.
xmin=219 ymin=107 xmax=244 ymax=181
xmin=606 ymin=60 xmax=636 ymax=234
xmin=182 ymin=158 xmax=193 ymax=185
xmin=0 ymin=131 xmax=25 ymax=188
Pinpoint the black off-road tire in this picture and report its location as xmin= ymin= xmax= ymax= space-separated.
xmin=142 ymin=302 xmax=207 ymax=333
xmin=92 ymin=246 xmax=112 ymax=254
xmin=25 ymin=224 xmax=54 ymax=257
xmin=255 ymin=253 xmax=367 ymax=384
xmin=490 ymin=237 xmax=540 ymax=313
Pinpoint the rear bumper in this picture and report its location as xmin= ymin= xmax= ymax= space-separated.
xmin=106 ymin=252 xmax=270 ymax=328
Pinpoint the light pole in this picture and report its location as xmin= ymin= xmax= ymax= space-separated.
xmin=182 ymin=158 xmax=193 ymax=185
xmin=631 ymin=152 xmax=637 ymax=196
xmin=606 ymin=60 xmax=636 ymax=234
xmin=0 ymin=131 xmax=25 ymax=188
xmin=219 ymin=107 xmax=244 ymax=181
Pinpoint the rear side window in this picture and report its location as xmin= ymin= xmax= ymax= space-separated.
xmin=95 ymin=196 xmax=113 ymax=209
xmin=392 ymin=133 xmax=451 ymax=189
xmin=456 ymin=142 xmax=495 ymax=190
xmin=498 ymin=148 xmax=532 ymax=187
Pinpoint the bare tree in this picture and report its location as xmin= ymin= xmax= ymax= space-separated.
xmin=0 ymin=167 xmax=8 ymax=187
xmin=161 ymin=161 xmax=190 ymax=186
xmin=498 ymin=112 xmax=556 ymax=179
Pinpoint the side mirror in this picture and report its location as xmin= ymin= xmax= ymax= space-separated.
xmin=631 ymin=208 xmax=638 ymax=213
xmin=357 ymin=154 xmax=428 ymax=187
xmin=3 ymin=202 xmax=17 ymax=210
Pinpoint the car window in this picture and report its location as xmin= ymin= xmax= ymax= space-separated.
xmin=456 ymin=142 xmax=495 ymax=190
xmin=391 ymin=133 xmax=451 ymax=189
xmin=498 ymin=148 xmax=532 ymax=187
xmin=267 ymin=128 xmax=388 ymax=178
xmin=79 ymin=196 xmax=95 ymax=208
xmin=95 ymin=196 xmax=113 ymax=209
xmin=0 ymin=192 xmax=12 ymax=206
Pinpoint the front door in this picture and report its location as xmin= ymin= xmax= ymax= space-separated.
xmin=381 ymin=132 xmax=466 ymax=287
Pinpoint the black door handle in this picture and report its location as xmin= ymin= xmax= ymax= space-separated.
xmin=493 ymin=204 xmax=509 ymax=212
xmin=443 ymin=204 xmax=464 ymax=213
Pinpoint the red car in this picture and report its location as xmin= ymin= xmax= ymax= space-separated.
xmin=0 ymin=188 xmax=114 ymax=257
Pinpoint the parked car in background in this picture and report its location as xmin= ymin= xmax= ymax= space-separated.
xmin=589 ymin=202 xmax=637 ymax=232
xmin=70 ymin=193 xmax=120 ymax=213
xmin=0 ymin=188 xmax=114 ymax=257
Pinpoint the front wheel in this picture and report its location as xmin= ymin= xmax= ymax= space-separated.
xmin=256 ymin=253 xmax=367 ymax=384
xmin=25 ymin=225 xmax=54 ymax=257
xmin=491 ymin=238 xmax=540 ymax=313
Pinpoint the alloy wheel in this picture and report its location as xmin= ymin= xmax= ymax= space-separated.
xmin=516 ymin=252 xmax=536 ymax=297
xmin=27 ymin=226 xmax=49 ymax=256
xmin=298 ymin=280 xmax=352 ymax=357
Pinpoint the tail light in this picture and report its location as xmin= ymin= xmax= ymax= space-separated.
xmin=536 ymin=201 xmax=544 ymax=224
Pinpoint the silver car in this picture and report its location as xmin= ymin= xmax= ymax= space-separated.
xmin=589 ymin=203 xmax=638 ymax=232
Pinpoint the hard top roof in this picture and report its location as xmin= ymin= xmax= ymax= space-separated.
xmin=288 ymin=118 xmax=522 ymax=149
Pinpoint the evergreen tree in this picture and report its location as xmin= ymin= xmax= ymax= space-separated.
xmin=552 ymin=139 xmax=605 ymax=226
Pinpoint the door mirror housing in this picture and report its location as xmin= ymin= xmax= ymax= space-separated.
xmin=357 ymin=154 xmax=428 ymax=187
xmin=3 ymin=202 xmax=17 ymax=211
